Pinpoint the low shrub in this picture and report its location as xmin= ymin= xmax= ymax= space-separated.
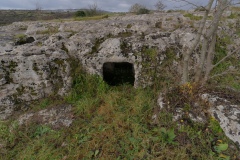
xmin=137 ymin=8 xmax=150 ymax=15
xmin=75 ymin=10 xmax=86 ymax=17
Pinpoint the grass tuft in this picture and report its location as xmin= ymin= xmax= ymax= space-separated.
xmin=73 ymin=15 xmax=109 ymax=21
xmin=184 ymin=13 xmax=203 ymax=21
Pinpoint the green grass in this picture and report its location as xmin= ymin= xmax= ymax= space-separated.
xmin=73 ymin=15 xmax=109 ymax=21
xmin=209 ymin=36 xmax=240 ymax=91
xmin=236 ymin=28 xmax=240 ymax=37
xmin=1 ymin=9 xmax=240 ymax=159
xmin=184 ymin=13 xmax=203 ymax=21
xmin=231 ymin=6 xmax=240 ymax=12
xmin=14 ymin=34 xmax=26 ymax=39
xmin=227 ymin=13 xmax=238 ymax=19
xmin=0 ymin=69 xmax=239 ymax=160
xmin=0 ymin=10 xmax=75 ymax=26
xmin=37 ymin=99 xmax=51 ymax=110
xmin=36 ymin=26 xmax=59 ymax=35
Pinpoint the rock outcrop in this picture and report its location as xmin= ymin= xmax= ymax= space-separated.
xmin=202 ymin=94 xmax=240 ymax=147
xmin=18 ymin=104 xmax=73 ymax=129
xmin=0 ymin=12 xmax=240 ymax=122
xmin=0 ymin=13 xmax=185 ymax=119
xmin=156 ymin=92 xmax=240 ymax=147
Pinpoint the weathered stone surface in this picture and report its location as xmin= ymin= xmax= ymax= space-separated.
xmin=156 ymin=93 xmax=208 ymax=124
xmin=18 ymin=104 xmax=73 ymax=128
xmin=202 ymin=94 xmax=240 ymax=147
xmin=156 ymin=92 xmax=240 ymax=147
xmin=1 ymin=12 xmax=240 ymax=120
xmin=0 ymin=44 xmax=71 ymax=119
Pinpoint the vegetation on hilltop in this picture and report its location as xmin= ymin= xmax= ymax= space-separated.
xmin=0 ymin=8 xmax=109 ymax=26
xmin=0 ymin=10 xmax=75 ymax=26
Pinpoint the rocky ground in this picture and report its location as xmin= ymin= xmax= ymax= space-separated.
xmin=0 ymin=11 xmax=240 ymax=150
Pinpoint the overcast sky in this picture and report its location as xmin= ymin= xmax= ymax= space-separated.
xmin=0 ymin=0 xmax=211 ymax=12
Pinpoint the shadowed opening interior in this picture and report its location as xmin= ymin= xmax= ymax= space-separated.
xmin=103 ymin=62 xmax=135 ymax=86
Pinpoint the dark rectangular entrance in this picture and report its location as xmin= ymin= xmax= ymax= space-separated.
xmin=103 ymin=62 xmax=135 ymax=86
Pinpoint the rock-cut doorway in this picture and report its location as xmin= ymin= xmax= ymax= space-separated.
xmin=102 ymin=62 xmax=135 ymax=86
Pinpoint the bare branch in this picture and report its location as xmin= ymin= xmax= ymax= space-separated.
xmin=35 ymin=2 xmax=42 ymax=11
xmin=170 ymin=0 xmax=207 ymax=9
xmin=86 ymin=2 xmax=100 ymax=16
xmin=231 ymin=2 xmax=240 ymax=5
xmin=155 ymin=0 xmax=167 ymax=11
xmin=210 ymin=70 xmax=240 ymax=79
xmin=89 ymin=2 xmax=98 ymax=11
xmin=229 ymin=0 xmax=240 ymax=5
xmin=168 ymin=0 xmax=240 ymax=84
xmin=181 ymin=0 xmax=214 ymax=83
xmin=129 ymin=3 xmax=146 ymax=12
xmin=212 ymin=46 xmax=240 ymax=69
xmin=203 ymin=32 xmax=217 ymax=82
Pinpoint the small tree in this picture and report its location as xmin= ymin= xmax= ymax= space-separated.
xmin=173 ymin=0 xmax=240 ymax=85
xmin=35 ymin=2 xmax=42 ymax=11
xmin=129 ymin=3 xmax=146 ymax=13
xmin=86 ymin=2 xmax=99 ymax=16
xmin=155 ymin=0 xmax=166 ymax=11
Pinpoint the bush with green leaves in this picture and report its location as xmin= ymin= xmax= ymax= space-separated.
xmin=75 ymin=10 xmax=86 ymax=17
xmin=137 ymin=8 xmax=150 ymax=15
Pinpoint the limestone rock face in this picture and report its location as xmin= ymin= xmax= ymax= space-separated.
xmin=157 ymin=92 xmax=240 ymax=147
xmin=0 ymin=47 xmax=71 ymax=119
xmin=0 ymin=32 xmax=72 ymax=119
xmin=18 ymin=104 xmax=73 ymax=129
xmin=202 ymin=94 xmax=240 ymax=147
xmin=0 ymin=12 xmax=240 ymax=120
